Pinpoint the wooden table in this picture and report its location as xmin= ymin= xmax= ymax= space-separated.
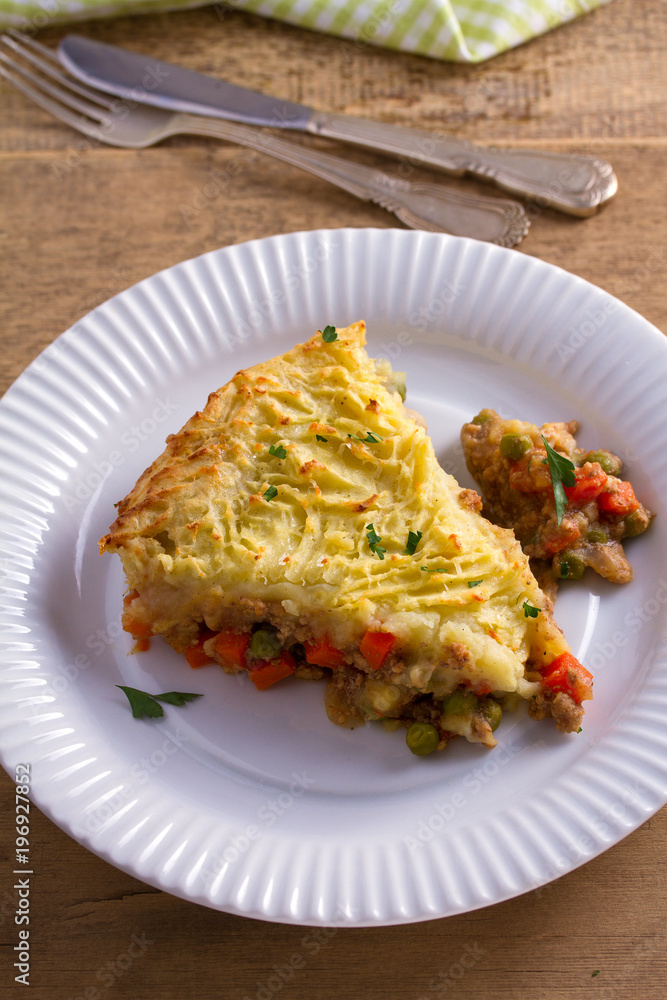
xmin=1 ymin=1 xmax=665 ymax=996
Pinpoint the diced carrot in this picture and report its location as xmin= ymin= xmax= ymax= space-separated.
xmin=185 ymin=646 xmax=212 ymax=668
xmin=248 ymin=650 xmax=296 ymax=690
xmin=508 ymin=456 xmax=553 ymax=493
xmin=303 ymin=636 xmax=346 ymax=669
xmin=184 ymin=629 xmax=217 ymax=669
xmin=213 ymin=630 xmax=250 ymax=669
xmin=563 ymin=463 xmax=607 ymax=505
xmin=541 ymin=652 xmax=593 ymax=704
xmin=123 ymin=617 xmax=153 ymax=639
xmin=540 ymin=518 xmax=581 ymax=556
xmin=468 ymin=680 xmax=492 ymax=696
xmin=359 ymin=629 xmax=396 ymax=671
xmin=121 ymin=591 xmax=154 ymax=638
xmin=597 ymin=480 xmax=641 ymax=516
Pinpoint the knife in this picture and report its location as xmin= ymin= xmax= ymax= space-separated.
xmin=59 ymin=35 xmax=616 ymax=217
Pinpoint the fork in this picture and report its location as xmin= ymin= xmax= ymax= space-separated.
xmin=0 ymin=32 xmax=529 ymax=247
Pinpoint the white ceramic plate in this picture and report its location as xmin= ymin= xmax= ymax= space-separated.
xmin=1 ymin=229 xmax=666 ymax=927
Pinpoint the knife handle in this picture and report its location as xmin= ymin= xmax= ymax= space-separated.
xmin=178 ymin=115 xmax=529 ymax=246
xmin=307 ymin=112 xmax=617 ymax=218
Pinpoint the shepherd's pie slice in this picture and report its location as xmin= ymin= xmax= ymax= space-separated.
xmin=100 ymin=322 xmax=592 ymax=755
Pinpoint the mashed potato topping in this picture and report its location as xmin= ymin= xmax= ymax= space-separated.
xmin=101 ymin=322 xmax=591 ymax=754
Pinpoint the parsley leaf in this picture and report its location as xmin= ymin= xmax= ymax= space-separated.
xmin=467 ymin=579 xmax=484 ymax=588
xmin=316 ymin=434 xmax=328 ymax=442
xmin=117 ymin=685 xmax=202 ymax=720
xmin=117 ymin=686 xmax=163 ymax=719
xmin=592 ymin=971 xmax=600 ymax=978
xmin=523 ymin=600 xmax=540 ymax=618
xmin=578 ymin=727 xmax=583 ymax=734
xmin=404 ymin=530 xmax=422 ymax=555
xmin=366 ymin=523 xmax=386 ymax=560
xmin=542 ymin=435 xmax=576 ymax=525
xmin=263 ymin=486 xmax=278 ymax=501
xmin=156 ymin=691 xmax=203 ymax=707
xmin=321 ymin=325 xmax=337 ymax=343
xmin=269 ymin=444 xmax=287 ymax=459
xmin=348 ymin=431 xmax=383 ymax=444
xmin=421 ymin=567 xmax=447 ymax=573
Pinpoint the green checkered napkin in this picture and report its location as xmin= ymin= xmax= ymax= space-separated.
xmin=0 ymin=0 xmax=611 ymax=62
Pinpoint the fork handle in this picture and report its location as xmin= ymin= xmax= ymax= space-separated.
xmin=177 ymin=114 xmax=528 ymax=247
xmin=307 ymin=113 xmax=617 ymax=218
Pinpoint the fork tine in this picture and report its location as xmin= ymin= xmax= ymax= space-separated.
xmin=4 ymin=28 xmax=58 ymax=62
xmin=1 ymin=31 xmax=116 ymax=110
xmin=6 ymin=28 xmax=60 ymax=62
xmin=0 ymin=45 xmax=109 ymax=126
xmin=0 ymin=52 xmax=106 ymax=140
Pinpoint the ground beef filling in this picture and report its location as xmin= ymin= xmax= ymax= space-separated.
xmin=191 ymin=619 xmax=506 ymax=749
xmin=121 ymin=594 xmax=588 ymax=750
xmin=461 ymin=409 xmax=653 ymax=585
xmin=529 ymin=690 xmax=583 ymax=734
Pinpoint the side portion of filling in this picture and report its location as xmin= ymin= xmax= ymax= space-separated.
xmin=461 ymin=409 xmax=654 ymax=587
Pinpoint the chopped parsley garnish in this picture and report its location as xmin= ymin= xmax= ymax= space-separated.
xmin=542 ymin=435 xmax=576 ymax=525
xmin=348 ymin=431 xmax=383 ymax=444
xmin=404 ymin=530 xmax=422 ymax=555
xmin=592 ymin=971 xmax=600 ymax=977
xmin=269 ymin=444 xmax=287 ymax=459
xmin=316 ymin=434 xmax=328 ymax=442
xmin=117 ymin=685 xmax=202 ymax=720
xmin=523 ymin=600 xmax=540 ymax=618
xmin=467 ymin=579 xmax=484 ymax=588
xmin=421 ymin=567 xmax=447 ymax=573
xmin=366 ymin=523 xmax=386 ymax=560
xmin=321 ymin=325 xmax=337 ymax=343
xmin=578 ymin=727 xmax=583 ymax=734
xmin=263 ymin=486 xmax=278 ymax=501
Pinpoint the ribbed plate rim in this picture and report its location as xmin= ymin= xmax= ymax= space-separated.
xmin=0 ymin=229 xmax=666 ymax=926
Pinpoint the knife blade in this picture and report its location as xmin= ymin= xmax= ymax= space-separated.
xmin=58 ymin=35 xmax=313 ymax=129
xmin=58 ymin=35 xmax=617 ymax=216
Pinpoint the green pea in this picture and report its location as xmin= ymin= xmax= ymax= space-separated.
xmin=441 ymin=689 xmax=478 ymax=717
xmin=586 ymin=525 xmax=608 ymax=544
xmin=406 ymin=722 xmax=440 ymax=756
xmin=499 ymin=433 xmax=532 ymax=461
xmin=250 ymin=629 xmax=282 ymax=660
xmin=472 ymin=412 xmax=490 ymax=425
xmin=586 ymin=450 xmax=623 ymax=476
xmin=559 ymin=553 xmax=586 ymax=580
xmin=481 ymin=698 xmax=502 ymax=732
xmin=624 ymin=508 xmax=650 ymax=538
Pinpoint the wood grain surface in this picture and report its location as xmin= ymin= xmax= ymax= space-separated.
xmin=1 ymin=1 xmax=665 ymax=997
